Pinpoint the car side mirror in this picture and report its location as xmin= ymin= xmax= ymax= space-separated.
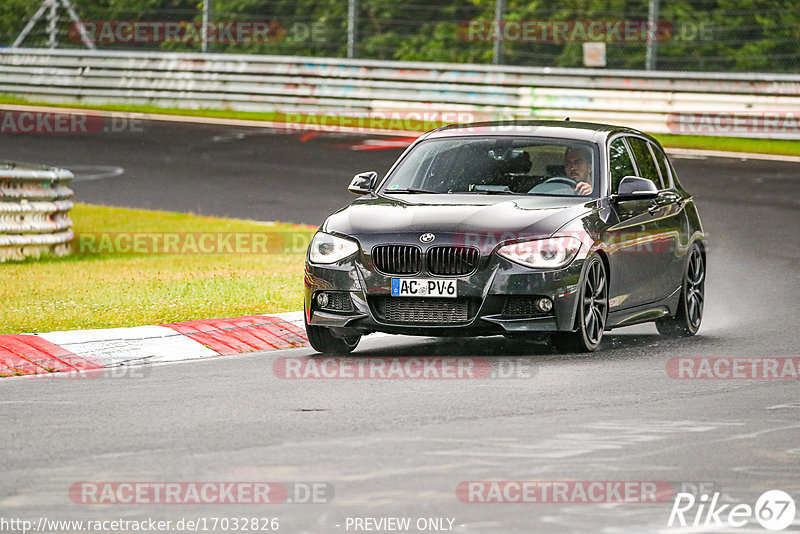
xmin=348 ymin=171 xmax=378 ymax=195
xmin=612 ymin=176 xmax=658 ymax=201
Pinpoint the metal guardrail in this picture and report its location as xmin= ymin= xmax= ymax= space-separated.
xmin=1 ymin=48 xmax=799 ymax=137
xmin=0 ymin=161 xmax=74 ymax=261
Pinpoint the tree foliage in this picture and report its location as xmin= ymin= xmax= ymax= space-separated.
xmin=1 ymin=0 xmax=797 ymax=72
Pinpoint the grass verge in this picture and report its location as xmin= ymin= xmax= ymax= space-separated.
xmin=0 ymin=203 xmax=315 ymax=335
xmin=651 ymin=134 xmax=800 ymax=157
xmin=2 ymin=94 xmax=798 ymax=157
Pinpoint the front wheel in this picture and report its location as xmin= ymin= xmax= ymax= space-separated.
xmin=551 ymin=255 xmax=608 ymax=353
xmin=304 ymin=313 xmax=361 ymax=354
xmin=656 ymin=245 xmax=704 ymax=338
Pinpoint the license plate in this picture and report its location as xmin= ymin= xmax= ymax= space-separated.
xmin=391 ymin=278 xmax=457 ymax=298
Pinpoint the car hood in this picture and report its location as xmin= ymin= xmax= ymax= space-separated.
xmin=323 ymin=194 xmax=595 ymax=239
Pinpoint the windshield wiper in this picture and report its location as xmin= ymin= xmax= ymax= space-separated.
xmin=460 ymin=189 xmax=518 ymax=195
xmin=476 ymin=189 xmax=517 ymax=195
xmin=385 ymin=188 xmax=440 ymax=194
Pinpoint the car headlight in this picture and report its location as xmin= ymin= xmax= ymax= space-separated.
xmin=308 ymin=232 xmax=359 ymax=264
xmin=496 ymin=236 xmax=582 ymax=269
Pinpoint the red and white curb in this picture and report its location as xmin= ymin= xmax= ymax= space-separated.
xmin=0 ymin=312 xmax=308 ymax=378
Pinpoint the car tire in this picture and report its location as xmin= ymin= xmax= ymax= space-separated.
xmin=656 ymin=245 xmax=704 ymax=338
xmin=304 ymin=313 xmax=361 ymax=354
xmin=551 ymin=255 xmax=608 ymax=353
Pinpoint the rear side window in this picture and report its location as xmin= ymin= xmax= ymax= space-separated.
xmin=627 ymin=137 xmax=663 ymax=189
xmin=608 ymin=138 xmax=635 ymax=194
xmin=651 ymin=143 xmax=673 ymax=189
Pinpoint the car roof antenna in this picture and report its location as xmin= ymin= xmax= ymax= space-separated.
xmin=564 ymin=117 xmax=570 ymax=121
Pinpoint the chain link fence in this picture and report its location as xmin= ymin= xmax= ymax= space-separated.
xmin=0 ymin=0 xmax=797 ymax=73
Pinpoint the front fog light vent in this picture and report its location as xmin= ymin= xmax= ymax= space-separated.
xmin=316 ymin=292 xmax=354 ymax=312
xmin=503 ymin=296 xmax=553 ymax=317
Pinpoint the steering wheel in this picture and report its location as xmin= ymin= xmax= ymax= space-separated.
xmin=528 ymin=176 xmax=580 ymax=196
xmin=540 ymin=176 xmax=579 ymax=187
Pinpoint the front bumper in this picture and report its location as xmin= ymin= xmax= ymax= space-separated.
xmin=304 ymin=248 xmax=586 ymax=337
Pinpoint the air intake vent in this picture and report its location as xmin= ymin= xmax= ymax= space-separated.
xmin=383 ymin=298 xmax=470 ymax=324
xmin=503 ymin=296 xmax=540 ymax=316
xmin=427 ymin=246 xmax=480 ymax=276
xmin=372 ymin=245 xmax=421 ymax=275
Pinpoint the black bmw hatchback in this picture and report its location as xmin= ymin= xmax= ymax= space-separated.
xmin=304 ymin=121 xmax=706 ymax=353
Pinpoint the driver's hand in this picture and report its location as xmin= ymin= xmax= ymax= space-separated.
xmin=575 ymin=181 xmax=592 ymax=196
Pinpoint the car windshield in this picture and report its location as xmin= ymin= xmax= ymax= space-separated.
xmin=381 ymin=137 xmax=599 ymax=197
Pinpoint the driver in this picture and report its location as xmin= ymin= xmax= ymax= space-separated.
xmin=564 ymin=146 xmax=593 ymax=195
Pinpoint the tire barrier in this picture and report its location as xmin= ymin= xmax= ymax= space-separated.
xmin=0 ymin=161 xmax=74 ymax=261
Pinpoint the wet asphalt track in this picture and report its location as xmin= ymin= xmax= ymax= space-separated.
xmin=1 ymin=120 xmax=800 ymax=533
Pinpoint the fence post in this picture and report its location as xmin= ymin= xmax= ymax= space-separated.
xmin=202 ymin=0 xmax=212 ymax=53
xmin=347 ymin=0 xmax=358 ymax=58
xmin=493 ymin=0 xmax=506 ymax=65
xmin=646 ymin=0 xmax=660 ymax=70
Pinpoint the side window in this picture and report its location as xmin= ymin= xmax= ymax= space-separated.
xmin=627 ymin=137 xmax=662 ymax=189
xmin=608 ymin=137 xmax=635 ymax=194
xmin=651 ymin=143 xmax=673 ymax=189
xmin=666 ymin=157 xmax=680 ymax=188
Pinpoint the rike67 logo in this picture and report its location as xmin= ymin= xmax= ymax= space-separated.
xmin=668 ymin=490 xmax=796 ymax=531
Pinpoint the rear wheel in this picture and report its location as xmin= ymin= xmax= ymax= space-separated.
xmin=304 ymin=313 xmax=361 ymax=354
xmin=656 ymin=245 xmax=704 ymax=337
xmin=551 ymin=255 xmax=608 ymax=353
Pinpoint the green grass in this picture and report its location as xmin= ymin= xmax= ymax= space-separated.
xmin=0 ymin=94 xmax=443 ymax=133
xmin=2 ymin=93 xmax=797 ymax=157
xmin=651 ymin=134 xmax=800 ymax=157
xmin=0 ymin=204 xmax=316 ymax=335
